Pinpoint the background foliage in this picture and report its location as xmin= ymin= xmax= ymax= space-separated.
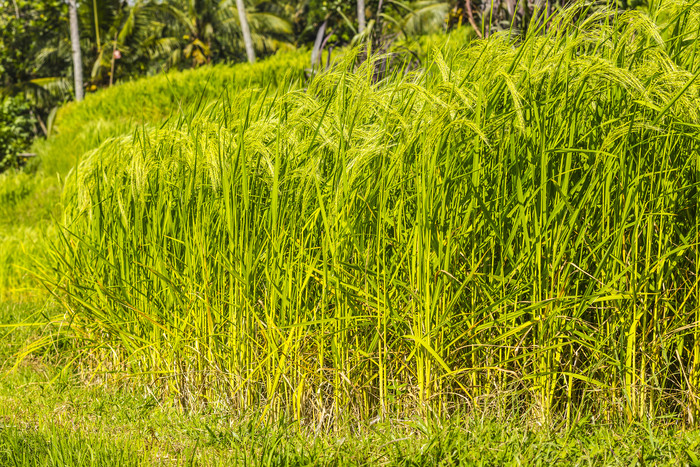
xmin=0 ymin=96 xmax=35 ymax=172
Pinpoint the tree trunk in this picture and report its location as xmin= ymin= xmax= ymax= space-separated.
xmin=235 ymin=0 xmax=256 ymax=63
xmin=109 ymin=33 xmax=117 ymax=87
xmin=11 ymin=0 xmax=20 ymax=19
xmin=92 ymin=0 xmax=101 ymax=52
xmin=465 ymin=0 xmax=482 ymax=38
xmin=68 ymin=0 xmax=84 ymax=101
xmin=310 ymin=19 xmax=327 ymax=69
xmin=357 ymin=0 xmax=366 ymax=33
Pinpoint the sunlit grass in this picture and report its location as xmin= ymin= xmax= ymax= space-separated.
xmin=36 ymin=1 xmax=700 ymax=429
xmin=32 ymin=49 xmax=310 ymax=177
xmin=0 ymin=297 xmax=698 ymax=467
xmin=0 ymin=49 xmax=311 ymax=301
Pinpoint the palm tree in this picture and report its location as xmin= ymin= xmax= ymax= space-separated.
xmin=235 ymin=0 xmax=256 ymax=63
xmin=68 ymin=0 xmax=84 ymax=101
xmin=159 ymin=0 xmax=292 ymax=68
xmin=85 ymin=0 xmax=170 ymax=86
xmin=400 ymin=1 xmax=450 ymax=36
xmin=379 ymin=1 xmax=450 ymax=37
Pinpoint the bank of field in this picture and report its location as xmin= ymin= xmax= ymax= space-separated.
xmin=31 ymin=0 xmax=700 ymax=431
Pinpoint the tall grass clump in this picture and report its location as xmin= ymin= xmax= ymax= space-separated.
xmin=43 ymin=2 xmax=700 ymax=427
xmin=32 ymin=49 xmax=309 ymax=176
xmin=0 ymin=50 xmax=307 ymax=299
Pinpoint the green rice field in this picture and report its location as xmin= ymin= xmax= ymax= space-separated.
xmin=3 ymin=1 xmax=700 ymax=464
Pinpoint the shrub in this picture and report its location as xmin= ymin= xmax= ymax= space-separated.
xmin=0 ymin=96 xmax=35 ymax=173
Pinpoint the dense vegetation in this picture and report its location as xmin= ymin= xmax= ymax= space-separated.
xmin=0 ymin=96 xmax=35 ymax=171
xmin=0 ymin=48 xmax=315 ymax=300
xmin=34 ymin=48 xmax=310 ymax=175
xmin=30 ymin=1 xmax=700 ymax=429
xmin=2 ymin=0 xmax=700 ymax=463
xmin=0 ymin=0 xmax=462 ymax=171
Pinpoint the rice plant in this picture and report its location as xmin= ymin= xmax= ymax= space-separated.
xmin=31 ymin=49 xmax=309 ymax=176
xmin=41 ymin=1 xmax=700 ymax=428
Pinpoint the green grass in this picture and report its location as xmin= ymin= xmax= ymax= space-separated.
xmin=0 ymin=29 xmax=458 ymax=300
xmin=3 ymin=414 xmax=700 ymax=466
xmin=3 ymin=1 xmax=700 ymax=463
xmin=37 ymin=1 xmax=700 ymax=427
xmin=0 ymin=49 xmax=311 ymax=298
xmin=1 ymin=301 xmax=699 ymax=467
xmin=0 ymin=171 xmax=59 ymax=300
xmin=33 ymin=49 xmax=310 ymax=177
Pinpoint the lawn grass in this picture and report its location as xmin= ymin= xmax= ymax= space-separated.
xmin=5 ymin=414 xmax=700 ymax=466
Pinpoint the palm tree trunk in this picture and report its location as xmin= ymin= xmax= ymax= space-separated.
xmin=357 ymin=0 xmax=366 ymax=33
xmin=92 ymin=0 xmax=101 ymax=52
xmin=310 ymin=19 xmax=327 ymax=69
xmin=235 ymin=0 xmax=256 ymax=63
xmin=68 ymin=0 xmax=84 ymax=101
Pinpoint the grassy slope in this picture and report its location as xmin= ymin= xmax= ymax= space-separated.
xmin=33 ymin=50 xmax=309 ymax=176
xmin=0 ymin=49 xmax=308 ymax=299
